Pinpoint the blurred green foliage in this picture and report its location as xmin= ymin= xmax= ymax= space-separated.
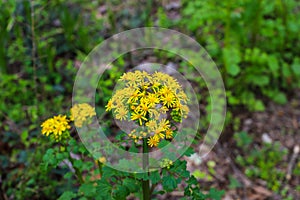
xmin=176 ymin=0 xmax=300 ymax=110
xmin=234 ymin=132 xmax=289 ymax=194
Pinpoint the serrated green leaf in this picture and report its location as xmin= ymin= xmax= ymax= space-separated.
xmin=162 ymin=176 xmax=177 ymax=191
xmin=149 ymin=171 xmax=161 ymax=184
xmin=96 ymin=180 xmax=112 ymax=198
xmin=114 ymin=185 xmax=129 ymax=200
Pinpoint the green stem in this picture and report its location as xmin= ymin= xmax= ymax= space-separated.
xmin=97 ymin=160 xmax=103 ymax=178
xmin=68 ymin=154 xmax=84 ymax=184
xmin=142 ymin=138 xmax=150 ymax=200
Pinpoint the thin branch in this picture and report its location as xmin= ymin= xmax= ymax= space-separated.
xmin=30 ymin=0 xmax=39 ymax=117
xmin=286 ymin=145 xmax=299 ymax=181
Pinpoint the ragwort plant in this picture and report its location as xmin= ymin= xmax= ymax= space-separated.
xmin=40 ymin=71 xmax=224 ymax=200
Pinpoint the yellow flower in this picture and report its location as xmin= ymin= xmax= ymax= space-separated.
xmin=146 ymin=120 xmax=158 ymax=131
xmin=115 ymin=107 xmax=128 ymax=120
xmin=148 ymin=108 xmax=160 ymax=119
xmin=144 ymin=93 xmax=159 ymax=107
xmin=147 ymin=136 xmax=159 ymax=147
xmin=181 ymin=105 xmax=190 ymax=118
xmin=158 ymin=119 xmax=170 ymax=131
xmin=128 ymin=90 xmax=141 ymax=104
xmin=105 ymin=99 xmax=113 ymax=111
xmin=137 ymin=102 xmax=151 ymax=116
xmin=131 ymin=111 xmax=147 ymax=125
xmin=161 ymin=93 xmax=176 ymax=108
xmin=41 ymin=118 xmax=55 ymax=136
xmin=154 ymin=129 xmax=165 ymax=139
xmin=165 ymin=129 xmax=173 ymax=139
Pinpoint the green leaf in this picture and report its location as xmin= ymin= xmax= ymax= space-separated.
xmin=229 ymin=176 xmax=242 ymax=189
xmin=253 ymin=100 xmax=265 ymax=111
xmin=157 ymin=140 xmax=170 ymax=148
xmin=63 ymin=172 xmax=73 ymax=179
xmin=135 ymin=172 xmax=149 ymax=181
xmin=149 ymin=171 xmax=161 ymax=184
xmin=58 ymin=191 xmax=77 ymax=200
xmin=252 ymin=75 xmax=270 ymax=86
xmin=223 ymin=47 xmax=241 ymax=76
xmin=272 ymin=92 xmax=287 ymax=104
xmin=207 ymin=188 xmax=225 ymax=200
xmin=234 ymin=131 xmax=253 ymax=148
xmin=21 ymin=130 xmax=28 ymax=143
xmin=73 ymin=159 xmax=83 ymax=169
xmin=162 ymin=176 xmax=177 ymax=192
xmin=193 ymin=170 xmax=206 ymax=179
xmin=123 ymin=178 xmax=139 ymax=193
xmin=183 ymin=147 xmax=194 ymax=157
xmin=96 ymin=180 xmax=112 ymax=198
xmin=187 ymin=175 xmax=198 ymax=185
xmin=128 ymin=144 xmax=139 ymax=153
xmin=226 ymin=64 xmax=240 ymax=76
xmin=291 ymin=57 xmax=300 ymax=76
xmin=79 ymin=183 xmax=97 ymax=197
xmin=114 ymin=184 xmax=129 ymax=200
xmin=268 ymin=55 xmax=279 ymax=75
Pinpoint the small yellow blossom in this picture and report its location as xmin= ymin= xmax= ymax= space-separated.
xmin=147 ymin=136 xmax=159 ymax=147
xmin=115 ymin=107 xmax=128 ymax=120
xmin=105 ymin=99 xmax=113 ymax=111
xmin=165 ymin=129 xmax=173 ymax=139
xmin=131 ymin=111 xmax=148 ymax=125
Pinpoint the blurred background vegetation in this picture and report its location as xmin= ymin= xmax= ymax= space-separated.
xmin=0 ymin=0 xmax=299 ymax=199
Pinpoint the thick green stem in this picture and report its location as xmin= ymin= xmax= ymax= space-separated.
xmin=142 ymin=138 xmax=150 ymax=200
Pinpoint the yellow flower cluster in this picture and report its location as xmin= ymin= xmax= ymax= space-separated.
xmin=70 ymin=103 xmax=96 ymax=127
xmin=41 ymin=115 xmax=71 ymax=141
xmin=41 ymin=103 xmax=96 ymax=142
xmin=106 ymin=71 xmax=190 ymax=147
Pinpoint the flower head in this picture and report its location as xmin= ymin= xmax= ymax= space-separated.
xmin=41 ymin=115 xmax=71 ymax=141
xmin=70 ymin=103 xmax=96 ymax=127
xmin=106 ymin=71 xmax=190 ymax=147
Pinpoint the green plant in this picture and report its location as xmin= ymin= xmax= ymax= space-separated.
xmin=234 ymin=132 xmax=288 ymax=193
xmin=38 ymin=71 xmax=224 ymax=199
